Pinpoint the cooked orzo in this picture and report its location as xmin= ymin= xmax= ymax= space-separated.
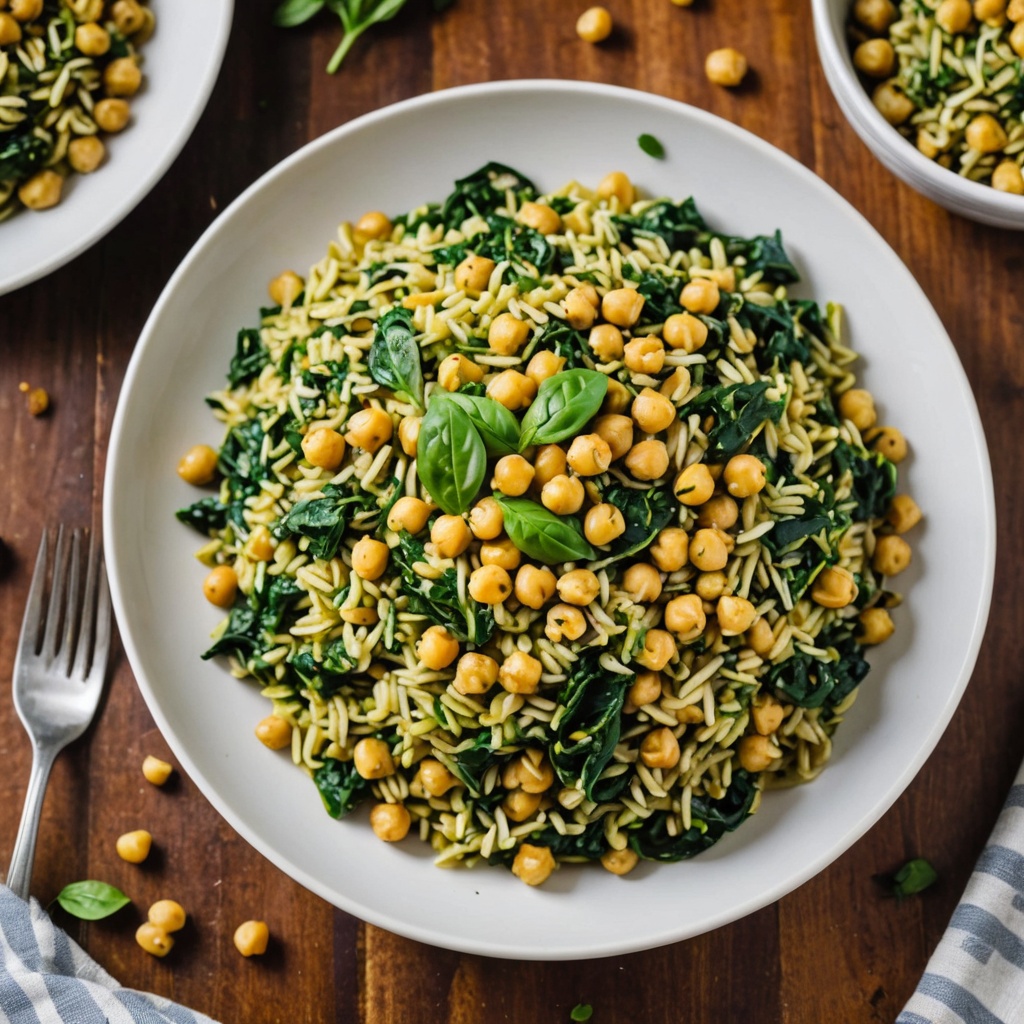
xmin=176 ymin=163 xmax=919 ymax=885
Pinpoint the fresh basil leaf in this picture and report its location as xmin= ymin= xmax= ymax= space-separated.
xmin=518 ymin=369 xmax=608 ymax=449
xmin=272 ymin=0 xmax=325 ymax=27
xmin=417 ymin=400 xmax=487 ymax=515
xmin=638 ymin=133 xmax=665 ymax=158
xmin=368 ymin=307 xmax=424 ymax=408
xmin=889 ymin=857 xmax=939 ymax=897
xmin=437 ymin=392 xmax=520 ymax=456
xmin=493 ymin=496 xmax=595 ymax=564
xmin=55 ymin=881 xmax=131 ymax=921
xmin=570 ymin=1005 xmax=594 ymax=1022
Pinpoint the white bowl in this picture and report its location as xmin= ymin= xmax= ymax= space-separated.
xmin=105 ymin=80 xmax=995 ymax=959
xmin=812 ymin=0 xmax=1024 ymax=229
xmin=0 ymin=0 xmax=233 ymax=296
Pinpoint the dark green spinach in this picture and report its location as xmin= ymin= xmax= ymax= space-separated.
xmin=275 ymin=482 xmax=379 ymax=559
xmin=368 ymin=307 xmax=424 ymax=408
xmin=688 ymin=380 xmax=786 ymax=460
xmin=228 ymin=327 xmax=269 ymax=387
xmin=766 ymin=622 xmax=870 ymax=709
xmin=314 ymin=756 xmax=372 ymax=817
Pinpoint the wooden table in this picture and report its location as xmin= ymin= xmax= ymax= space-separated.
xmin=2 ymin=2 xmax=1022 ymax=1021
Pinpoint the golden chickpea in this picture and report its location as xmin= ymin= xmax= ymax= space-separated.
xmin=511 ymin=843 xmax=556 ymax=886
xmin=480 ymin=536 xmax=522 ymax=571
xmin=576 ymin=4 xmax=613 ymax=42
xmin=430 ymin=514 xmax=471 ymax=558
xmin=584 ymin=503 xmax=626 ymax=546
xmin=354 ymin=210 xmax=392 ymax=242
xmin=503 ymin=789 xmax=542 ymax=822
xmin=738 ymin=734 xmax=777 ymax=773
xmin=917 ymin=129 xmax=942 ymax=159
xmin=563 ymin=286 xmax=600 ymax=330
xmin=454 ymin=254 xmax=497 ymax=293
xmin=203 ymin=565 xmax=237 ymax=608
xmin=632 ymin=387 xmax=676 ymax=433
xmin=10 ymin=0 xmax=42 ymax=19
xmin=469 ymin=496 xmax=504 ymax=540
xmin=397 ymin=416 xmax=421 ymax=457
xmin=936 ymin=0 xmax=973 ymax=31
xmin=419 ymin=758 xmax=458 ymax=796
xmin=751 ymin=694 xmax=785 ymax=736
xmin=746 ymin=616 xmax=775 ymax=657
xmin=627 ymin=671 xmax=663 ymax=709
xmin=859 ymin=606 xmax=895 ymax=645
xmin=623 ymin=336 xmax=665 ymax=375
xmin=345 ymin=407 xmax=393 ymax=452
xmin=649 ymin=527 xmax=689 ymax=572
xmin=853 ymin=38 xmax=895 ymax=77
xmin=556 ymin=568 xmax=600 ymax=606
xmin=147 ymin=901 xmax=186 ymax=935
xmin=136 ymin=922 xmax=173 ymax=957
xmin=596 ymin=170 xmax=636 ymax=208
xmin=116 ymin=830 xmax=152 ymax=864
xmin=1010 ymin=0 xmax=1024 ymax=18
xmin=623 ymin=439 xmax=669 ymax=482
xmin=811 ymin=565 xmax=858 ymax=609
xmin=873 ymin=81 xmax=916 ymax=126
xmin=1011 ymin=18 xmax=1024 ymax=53
xmin=18 ymin=170 xmax=62 ymax=210
xmin=689 ymin=528 xmax=729 ymax=572
xmin=354 ymin=737 xmax=395 ymax=779
xmin=486 ymin=369 xmax=537 ymax=411
xmin=517 ymin=200 xmax=562 ymax=235
xmin=509 ymin=751 xmax=555 ymax=794
xmin=177 ymin=443 xmax=218 ymax=485
xmin=111 ymin=0 xmax=146 ymax=33
xmin=515 ymin=564 xmax=558 ymax=609
xmin=705 ymin=47 xmax=748 ymax=87
xmin=723 ymin=454 xmax=766 ymax=498
xmin=533 ymin=444 xmax=568 ymax=489
xmin=340 ymin=606 xmax=379 ymax=626
xmin=541 ymin=474 xmax=585 ymax=514
xmin=602 ymin=380 xmax=633 ymax=415
xmin=437 ymin=353 xmax=485 ymax=391
xmin=601 ymin=288 xmax=645 ymax=328
xmin=93 ymin=97 xmax=130 ymax=133
xmin=696 ymin=570 xmax=728 ymax=601
xmin=680 ymin=278 xmax=720 ymax=315
xmin=717 ymin=594 xmax=757 ymax=635
xmin=301 ymin=427 xmax=346 ymax=469
xmin=468 ymin=564 xmax=513 ymax=604
xmin=67 ymin=135 xmax=105 ymax=173
xmin=567 ymin=433 xmax=612 ymax=476
xmin=966 ymin=113 xmax=1008 ymax=153
xmin=593 ymin=414 xmax=634 ymax=461
xmin=588 ymin=322 xmax=626 ymax=361
xmin=499 ymin=650 xmax=543 ymax=694
xmin=103 ymin=57 xmax=142 ymax=97
xmin=0 ymin=12 xmax=21 ymax=43
xmin=601 ymin=848 xmax=639 ymax=876
xmin=992 ymin=159 xmax=1024 ymax=194
xmin=233 ymin=920 xmax=271 ymax=957
xmin=864 ymin=425 xmax=908 ymax=463
xmin=664 ymin=594 xmax=706 ymax=641
xmin=255 ymin=715 xmax=291 ymax=750
xmin=697 ymin=494 xmax=738 ymax=531
xmin=622 ymin=563 xmax=663 ymax=603
xmin=369 ymin=802 xmax=412 ymax=842
xmin=640 ymin=727 xmax=681 ymax=769
xmin=75 ymin=21 xmax=109 ymax=55
xmin=492 ymin=454 xmax=535 ymax=496
xmin=886 ymin=494 xmax=922 ymax=534
xmin=387 ymin=495 xmax=432 ymax=534
xmin=488 ymin=312 xmax=531 ymax=355
xmin=142 ymin=755 xmax=173 ymax=786
xmin=662 ymin=312 xmax=709 ymax=353
xmin=525 ymin=349 xmax=566 ymax=387
xmin=837 ymin=388 xmax=877 ymax=431
xmin=872 ymin=534 xmax=912 ymax=576
xmin=545 ymin=603 xmax=587 ymax=642
xmin=853 ymin=0 xmax=897 ymax=32
xmin=416 ymin=625 xmax=460 ymax=670
xmin=453 ymin=652 xmax=499 ymax=694
xmin=674 ymin=463 xmax=715 ymax=506
xmin=635 ymin=628 xmax=676 ymax=671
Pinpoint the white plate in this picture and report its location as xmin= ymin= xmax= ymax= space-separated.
xmin=0 ymin=0 xmax=233 ymax=296
xmin=104 ymin=81 xmax=995 ymax=959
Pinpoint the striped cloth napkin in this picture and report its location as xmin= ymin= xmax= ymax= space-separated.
xmin=898 ymin=759 xmax=1024 ymax=1024
xmin=0 ymin=886 xmax=218 ymax=1024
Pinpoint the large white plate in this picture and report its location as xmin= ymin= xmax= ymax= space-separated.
xmin=104 ymin=81 xmax=995 ymax=959
xmin=0 ymin=0 xmax=233 ymax=296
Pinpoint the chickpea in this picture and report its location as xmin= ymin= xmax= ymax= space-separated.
xmin=480 ymin=536 xmax=521 ymax=570
xmin=454 ymin=254 xmax=497 ymax=293
xmin=541 ymin=473 xmax=585 ymax=514
xmin=601 ymin=287 xmax=645 ymax=328
xmin=511 ymin=843 xmax=556 ymax=886
xmin=533 ymin=444 xmax=568 ymax=489
xmin=234 ymin=920 xmax=271 ymax=957
xmin=545 ymin=603 xmax=588 ymax=642
xmin=746 ymin=616 xmax=775 ymax=657
xmin=837 ymin=388 xmax=877 ymax=431
xmin=1012 ymin=18 xmax=1024 ymax=54
xmin=387 ymin=495 xmax=432 ymax=534
xmin=430 ymin=514 xmax=471 ymax=558
xmin=345 ymin=407 xmax=393 ymax=452
xmin=370 ymin=802 xmax=412 ymax=842
xmin=674 ymin=463 xmax=715 ymax=506
xmin=142 ymin=755 xmax=173 ymax=786
xmin=689 ymin=528 xmax=729 ymax=572
xmin=438 ymin=353 xmax=485 ymax=391
xmin=515 ymin=564 xmax=558 ymax=609
xmin=525 ymin=349 xmax=566 ymax=387
xmin=512 ymin=751 xmax=555 ymax=793
xmin=864 ymin=425 xmax=908 ymax=463
xmin=567 ymin=433 xmax=612 ymax=476
xmin=517 ymin=200 xmax=562 ymax=235
xmin=563 ymin=286 xmax=600 ymax=330
xmin=717 ymin=594 xmax=757 ymax=635
xmin=177 ymin=443 xmax=218 ymax=485
xmin=0 ymin=12 xmax=21 ymax=43
xmin=255 ymin=715 xmax=291 ymax=750
xmin=492 ymin=454 xmax=535 ymax=496
xmin=603 ymin=379 xmax=633 ymax=415
xmin=696 ymin=570 xmax=728 ymax=601
xmin=453 ymin=652 xmax=499 ymax=694
xmin=75 ymin=21 xmax=109 ymax=55
xmin=936 ymin=0 xmax=973 ymax=31
xmin=469 ymin=496 xmax=504 ymax=540
xmin=917 ymin=129 xmax=942 ymax=159
xmin=647 ymin=528 xmax=688 ymax=573
xmin=136 ymin=922 xmax=174 ymax=957
xmin=632 ymin=387 xmax=676 ymax=433
xmin=601 ymin=848 xmax=639 ymax=876
xmin=10 ymin=0 xmax=42 ymax=19
xmin=556 ymin=569 xmax=600 ymax=607
xmin=468 ymin=564 xmax=513 ymax=604
xmin=640 ymin=727 xmax=681 ymax=769
xmin=663 ymin=312 xmax=709 ymax=352
xmin=486 ymin=369 xmax=537 ymax=411
xmin=148 ymin=900 xmax=186 ymax=933
xmin=67 ymin=135 xmax=105 ymax=173
xmin=353 ymin=738 xmax=395 ymax=780
xmin=588 ymin=322 xmax=625 ymax=361
xmin=354 ymin=210 xmax=392 ymax=242
xmin=966 ymin=113 xmax=1008 ymax=153
xmin=872 ymin=534 xmax=912 ymax=576
xmin=723 ymin=454 xmax=766 ymax=498
xmin=499 ymin=650 xmax=543 ymax=694
xmin=853 ymin=38 xmax=895 ymax=77
xmin=859 ymin=606 xmax=895 ymax=645
xmin=117 ymin=830 xmax=152 ymax=864
xmin=397 ymin=416 xmax=420 ymax=457
xmin=664 ymin=594 xmax=706 ymax=641
xmin=811 ymin=565 xmax=858 ymax=609
xmin=853 ymin=0 xmax=897 ymax=32
xmin=593 ymin=414 xmax=634 ymax=461
xmin=738 ymin=734 xmax=778 ymax=773
xmin=104 ymin=57 xmax=142 ymax=97
xmin=488 ymin=312 xmax=530 ymax=355
xmin=623 ymin=336 xmax=665 ymax=375
xmin=873 ymin=81 xmax=915 ymax=126
xmin=621 ymin=562 xmax=663 ymax=603
xmin=635 ymin=629 xmax=675 ymax=671
xmin=340 ymin=606 xmax=378 ymax=626
xmin=886 ymin=494 xmax=922 ymax=534
xmin=419 ymin=758 xmax=458 ymax=796
xmin=597 ymin=170 xmax=636 ymax=208
xmin=584 ymin=503 xmax=626 ymax=546
xmin=301 ymin=427 xmax=346 ymax=469
xmin=624 ymin=439 xmax=670 ymax=482
xmin=705 ymin=47 xmax=748 ymax=87
xmin=992 ymin=159 xmax=1024 ymax=194
xmin=111 ymin=0 xmax=146 ymax=33
xmin=679 ymin=278 xmax=720 ymax=315
xmin=698 ymin=494 xmax=738 ymax=531
xmin=416 ymin=625 xmax=460 ymax=670
xmin=1010 ymin=0 xmax=1024 ymax=18
xmin=503 ymin=789 xmax=542 ymax=822
xmin=627 ymin=671 xmax=663 ymax=708
xmin=752 ymin=694 xmax=785 ymax=736
xmin=576 ymin=4 xmax=613 ymax=42
xmin=203 ymin=565 xmax=237 ymax=608
xmin=93 ymin=97 xmax=130 ymax=132
xmin=18 ymin=169 xmax=62 ymax=210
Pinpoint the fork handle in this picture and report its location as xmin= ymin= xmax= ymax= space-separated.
xmin=6 ymin=744 xmax=58 ymax=901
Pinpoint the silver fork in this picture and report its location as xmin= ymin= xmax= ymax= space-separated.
xmin=6 ymin=528 xmax=112 ymax=900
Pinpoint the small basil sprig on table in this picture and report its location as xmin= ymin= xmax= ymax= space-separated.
xmin=438 ymin=392 xmax=520 ymax=456
xmin=878 ymin=857 xmax=939 ymax=898
xmin=518 ymin=369 xmax=608 ymax=450
xmin=493 ymin=495 xmax=595 ymax=564
xmin=54 ymin=880 xmax=131 ymax=921
xmin=416 ymin=399 xmax=487 ymax=515
xmin=367 ymin=307 xmax=424 ymax=409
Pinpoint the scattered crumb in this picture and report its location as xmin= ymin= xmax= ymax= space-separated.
xmin=27 ymin=387 xmax=49 ymax=416
xmin=18 ymin=381 xmax=29 ymax=392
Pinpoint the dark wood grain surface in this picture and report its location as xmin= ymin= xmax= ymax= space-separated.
xmin=2 ymin=2 xmax=1022 ymax=1021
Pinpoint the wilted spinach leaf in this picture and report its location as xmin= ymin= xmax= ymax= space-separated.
xmin=314 ymin=757 xmax=372 ymax=818
xmin=593 ymin=483 xmax=674 ymax=564
xmin=440 ymin=162 xmax=538 ymax=229
xmin=766 ymin=622 xmax=870 ymax=709
xmin=275 ymin=482 xmax=378 ymax=559
xmin=228 ymin=327 xmax=269 ymax=387
xmin=688 ymin=380 xmax=786 ymax=460
xmin=0 ymin=131 xmax=51 ymax=181
xmin=368 ymin=307 xmax=423 ymax=408
xmin=176 ymin=495 xmax=228 ymax=535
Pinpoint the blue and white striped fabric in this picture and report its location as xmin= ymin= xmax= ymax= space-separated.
xmin=899 ymin=760 xmax=1024 ymax=1024
xmin=0 ymin=886 xmax=218 ymax=1024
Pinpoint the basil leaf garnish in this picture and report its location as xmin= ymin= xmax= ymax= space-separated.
xmin=493 ymin=495 xmax=595 ymax=564
xmin=436 ymin=391 xmax=520 ymax=456
xmin=368 ymin=307 xmax=424 ymax=409
xmin=518 ymin=368 xmax=608 ymax=449
xmin=417 ymin=399 xmax=487 ymax=515
xmin=55 ymin=881 xmax=131 ymax=921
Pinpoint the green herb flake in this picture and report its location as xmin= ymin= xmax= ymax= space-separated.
xmin=570 ymin=1005 xmax=594 ymax=1022
xmin=55 ymin=881 xmax=131 ymax=921
xmin=638 ymin=133 xmax=665 ymax=159
xmin=885 ymin=857 xmax=939 ymax=898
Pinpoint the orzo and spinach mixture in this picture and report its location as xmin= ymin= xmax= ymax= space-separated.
xmin=176 ymin=164 xmax=920 ymax=886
